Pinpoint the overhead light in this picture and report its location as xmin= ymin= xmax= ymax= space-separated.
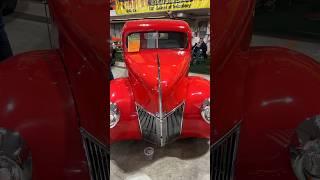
xmin=128 ymin=18 xmax=144 ymax=20
xmin=110 ymin=10 xmax=117 ymax=17
xmin=145 ymin=16 xmax=167 ymax=19
xmin=112 ymin=19 xmax=128 ymax=21
xmin=176 ymin=12 xmax=190 ymax=19
xmin=176 ymin=12 xmax=185 ymax=17
xmin=139 ymin=23 xmax=151 ymax=27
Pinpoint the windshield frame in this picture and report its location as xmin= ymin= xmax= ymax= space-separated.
xmin=125 ymin=31 xmax=189 ymax=52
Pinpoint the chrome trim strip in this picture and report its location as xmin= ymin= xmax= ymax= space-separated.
xmin=179 ymin=102 xmax=186 ymax=135
xmin=135 ymin=101 xmax=185 ymax=119
xmin=211 ymin=121 xmax=241 ymax=148
xmin=164 ymin=101 xmax=185 ymax=118
xmin=231 ymin=125 xmax=241 ymax=180
xmin=135 ymin=104 xmax=144 ymax=136
xmin=156 ymin=54 xmax=165 ymax=146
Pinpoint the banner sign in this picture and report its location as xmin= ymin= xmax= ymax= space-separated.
xmin=115 ymin=0 xmax=210 ymax=15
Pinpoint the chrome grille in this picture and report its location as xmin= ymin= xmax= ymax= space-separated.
xmin=211 ymin=124 xmax=241 ymax=180
xmin=136 ymin=102 xmax=184 ymax=146
xmin=80 ymin=128 xmax=109 ymax=180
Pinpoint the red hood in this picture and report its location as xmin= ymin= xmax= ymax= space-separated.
xmin=125 ymin=49 xmax=191 ymax=113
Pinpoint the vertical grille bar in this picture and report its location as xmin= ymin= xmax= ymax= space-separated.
xmin=80 ymin=128 xmax=109 ymax=180
xmin=211 ymin=124 xmax=241 ymax=180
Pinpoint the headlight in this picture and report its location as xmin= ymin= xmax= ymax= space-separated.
xmin=201 ymin=98 xmax=210 ymax=123
xmin=110 ymin=102 xmax=120 ymax=128
xmin=303 ymin=139 xmax=320 ymax=178
xmin=0 ymin=128 xmax=32 ymax=180
xmin=290 ymin=115 xmax=320 ymax=180
xmin=291 ymin=139 xmax=320 ymax=180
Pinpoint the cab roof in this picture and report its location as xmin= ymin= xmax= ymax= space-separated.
xmin=122 ymin=19 xmax=192 ymax=38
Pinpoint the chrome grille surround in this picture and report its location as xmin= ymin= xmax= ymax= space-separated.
xmin=211 ymin=123 xmax=241 ymax=180
xmin=136 ymin=102 xmax=185 ymax=147
xmin=80 ymin=128 xmax=109 ymax=180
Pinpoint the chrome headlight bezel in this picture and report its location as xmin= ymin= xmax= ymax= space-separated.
xmin=0 ymin=128 xmax=32 ymax=180
xmin=290 ymin=115 xmax=320 ymax=180
xmin=110 ymin=102 xmax=120 ymax=128
xmin=290 ymin=139 xmax=320 ymax=180
xmin=201 ymin=98 xmax=210 ymax=124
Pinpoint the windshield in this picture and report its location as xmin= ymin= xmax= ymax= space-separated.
xmin=126 ymin=32 xmax=188 ymax=52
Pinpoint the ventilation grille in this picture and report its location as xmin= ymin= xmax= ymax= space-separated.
xmin=211 ymin=124 xmax=241 ymax=180
xmin=136 ymin=102 xmax=184 ymax=146
xmin=81 ymin=129 xmax=109 ymax=180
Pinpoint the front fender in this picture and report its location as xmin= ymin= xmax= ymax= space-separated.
xmin=0 ymin=50 xmax=90 ymax=180
xmin=182 ymin=77 xmax=210 ymax=139
xmin=233 ymin=47 xmax=320 ymax=179
xmin=110 ymin=78 xmax=142 ymax=144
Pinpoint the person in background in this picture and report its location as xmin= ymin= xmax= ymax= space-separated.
xmin=0 ymin=0 xmax=14 ymax=62
xmin=110 ymin=44 xmax=114 ymax=80
xmin=192 ymin=32 xmax=199 ymax=47
xmin=193 ymin=38 xmax=208 ymax=59
xmin=111 ymin=41 xmax=116 ymax=66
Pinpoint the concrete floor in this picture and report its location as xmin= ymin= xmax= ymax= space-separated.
xmin=111 ymin=139 xmax=210 ymax=180
xmin=4 ymin=0 xmax=51 ymax=55
xmin=252 ymin=35 xmax=320 ymax=61
xmin=5 ymin=17 xmax=51 ymax=54
xmin=3 ymin=3 xmax=320 ymax=179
